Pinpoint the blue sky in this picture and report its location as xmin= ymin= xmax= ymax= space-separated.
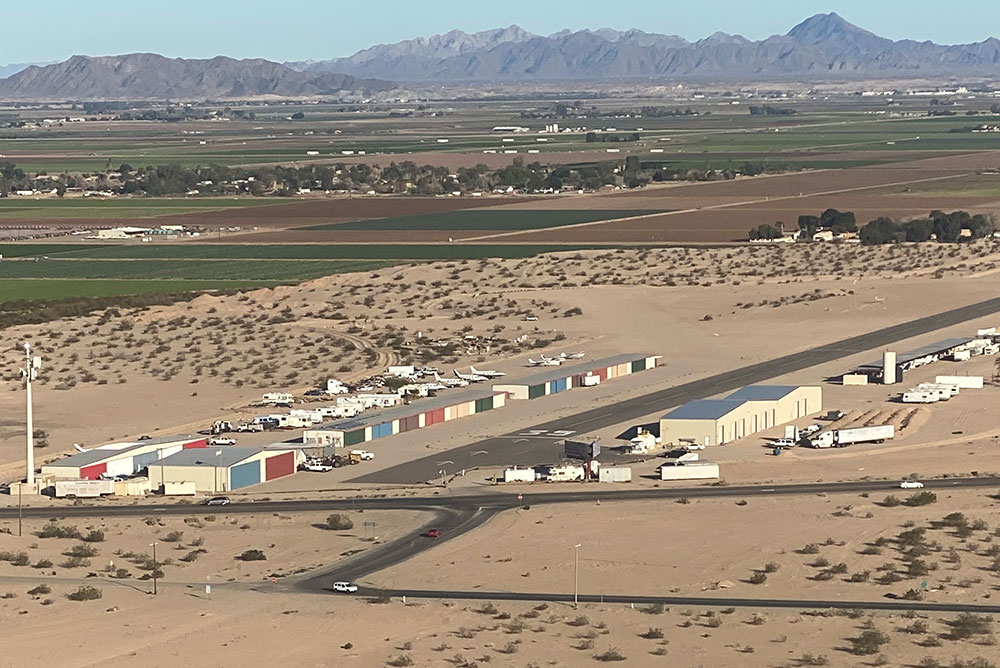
xmin=3 ymin=0 xmax=999 ymax=64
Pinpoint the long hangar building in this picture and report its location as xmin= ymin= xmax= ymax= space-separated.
xmin=660 ymin=385 xmax=822 ymax=446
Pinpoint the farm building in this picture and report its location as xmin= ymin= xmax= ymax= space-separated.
xmin=493 ymin=354 xmax=660 ymax=400
xmin=40 ymin=435 xmax=208 ymax=480
xmin=660 ymin=385 xmax=822 ymax=447
xmin=302 ymin=388 xmax=507 ymax=448
xmin=146 ymin=446 xmax=300 ymax=493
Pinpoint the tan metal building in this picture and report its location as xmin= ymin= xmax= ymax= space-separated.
xmin=147 ymin=446 xmax=299 ymax=493
xmin=660 ymin=385 xmax=822 ymax=446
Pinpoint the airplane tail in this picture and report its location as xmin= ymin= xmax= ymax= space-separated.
xmin=470 ymin=366 xmax=480 ymax=374
xmin=73 ymin=443 xmax=86 ymax=453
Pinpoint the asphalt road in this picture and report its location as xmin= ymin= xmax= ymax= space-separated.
xmin=355 ymin=295 xmax=1000 ymax=484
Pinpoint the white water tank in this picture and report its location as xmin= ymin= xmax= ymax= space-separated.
xmin=883 ymin=351 xmax=897 ymax=385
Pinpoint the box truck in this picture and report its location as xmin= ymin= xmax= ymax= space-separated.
xmin=805 ymin=425 xmax=895 ymax=448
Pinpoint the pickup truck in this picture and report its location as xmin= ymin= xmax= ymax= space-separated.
xmin=350 ymin=449 xmax=375 ymax=461
xmin=299 ymin=462 xmax=334 ymax=473
xmin=209 ymin=437 xmax=237 ymax=446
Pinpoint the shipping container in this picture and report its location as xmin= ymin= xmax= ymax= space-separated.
xmin=503 ymin=468 xmax=535 ymax=483
xmin=659 ymin=462 xmax=720 ymax=481
xmin=598 ymin=467 xmax=632 ymax=483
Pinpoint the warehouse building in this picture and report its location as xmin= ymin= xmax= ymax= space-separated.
xmin=146 ymin=446 xmax=299 ymax=493
xmin=40 ymin=435 xmax=207 ymax=480
xmin=302 ymin=388 xmax=507 ymax=448
xmin=493 ymin=353 xmax=660 ymax=400
xmin=660 ymin=385 xmax=822 ymax=447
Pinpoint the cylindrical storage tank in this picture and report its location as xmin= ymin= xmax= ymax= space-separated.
xmin=883 ymin=351 xmax=897 ymax=384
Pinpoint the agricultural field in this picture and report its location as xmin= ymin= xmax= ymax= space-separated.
xmin=0 ymin=197 xmax=293 ymax=220
xmin=302 ymin=209 xmax=664 ymax=231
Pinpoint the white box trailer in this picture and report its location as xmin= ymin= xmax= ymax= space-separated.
xmin=162 ymin=481 xmax=197 ymax=496
xmin=808 ymin=424 xmax=895 ymax=448
xmin=547 ymin=465 xmax=585 ymax=482
xmin=916 ymin=383 xmax=959 ymax=398
xmin=262 ymin=393 xmax=293 ymax=406
xmin=503 ymin=467 xmax=536 ymax=483
xmin=936 ymin=375 xmax=984 ymax=389
xmin=598 ymin=467 xmax=632 ymax=483
xmin=659 ymin=462 xmax=720 ymax=481
xmin=54 ymin=479 xmax=115 ymax=498
xmin=952 ymin=350 xmax=972 ymax=362
xmin=277 ymin=414 xmax=313 ymax=429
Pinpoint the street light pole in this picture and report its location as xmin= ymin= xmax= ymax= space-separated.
xmin=150 ymin=542 xmax=158 ymax=595
xmin=574 ymin=543 xmax=582 ymax=610
xmin=20 ymin=343 xmax=40 ymax=487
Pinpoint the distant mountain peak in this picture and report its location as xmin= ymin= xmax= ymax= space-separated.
xmin=786 ymin=12 xmax=881 ymax=44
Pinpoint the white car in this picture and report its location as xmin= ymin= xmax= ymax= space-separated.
xmin=332 ymin=581 xmax=358 ymax=593
xmin=684 ymin=443 xmax=706 ymax=451
xmin=900 ymin=480 xmax=925 ymax=489
xmin=209 ymin=437 xmax=236 ymax=446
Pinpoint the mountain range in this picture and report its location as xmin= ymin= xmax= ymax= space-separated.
xmin=0 ymin=54 xmax=394 ymax=101
xmin=288 ymin=13 xmax=1000 ymax=81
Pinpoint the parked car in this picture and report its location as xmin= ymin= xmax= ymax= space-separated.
xmin=204 ymin=496 xmax=231 ymax=506
xmin=425 ymin=528 xmax=441 ymax=538
xmin=304 ymin=389 xmax=326 ymax=397
xmin=332 ymin=581 xmax=358 ymax=593
xmin=803 ymin=423 xmax=823 ymax=435
xmin=299 ymin=462 xmax=333 ymax=473
xmin=900 ymin=480 xmax=925 ymax=489
xmin=350 ymin=449 xmax=375 ymax=461
xmin=683 ymin=443 xmax=705 ymax=451
xmin=768 ymin=438 xmax=797 ymax=448
xmin=209 ymin=437 xmax=237 ymax=446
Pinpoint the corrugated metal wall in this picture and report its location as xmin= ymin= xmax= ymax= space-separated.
xmin=80 ymin=463 xmax=106 ymax=480
xmin=264 ymin=452 xmax=295 ymax=481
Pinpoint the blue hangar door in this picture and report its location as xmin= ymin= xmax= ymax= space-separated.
xmin=230 ymin=460 xmax=261 ymax=489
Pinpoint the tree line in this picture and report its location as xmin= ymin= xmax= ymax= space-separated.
xmin=749 ymin=208 xmax=996 ymax=244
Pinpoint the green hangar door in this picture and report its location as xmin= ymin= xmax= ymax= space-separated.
xmin=230 ymin=461 xmax=261 ymax=489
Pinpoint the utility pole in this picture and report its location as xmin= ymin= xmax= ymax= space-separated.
xmin=574 ymin=543 xmax=582 ymax=610
xmin=19 ymin=343 xmax=41 ymax=487
xmin=150 ymin=542 xmax=159 ymax=595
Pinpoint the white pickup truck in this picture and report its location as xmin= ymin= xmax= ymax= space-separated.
xmin=350 ymin=449 xmax=375 ymax=461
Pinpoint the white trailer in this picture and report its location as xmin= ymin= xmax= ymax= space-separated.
xmin=276 ymin=414 xmax=313 ymax=429
xmin=952 ymin=350 xmax=972 ymax=362
xmin=598 ymin=467 xmax=632 ymax=483
xmin=546 ymin=465 xmax=585 ymax=482
xmin=262 ymin=393 xmax=294 ymax=406
xmin=54 ymin=479 xmax=115 ymax=498
xmin=659 ymin=462 xmax=720 ymax=481
xmin=504 ymin=467 xmax=536 ymax=483
xmin=916 ymin=383 xmax=959 ymax=398
xmin=902 ymin=390 xmax=939 ymax=404
xmin=936 ymin=375 xmax=984 ymax=389
xmin=808 ymin=424 xmax=895 ymax=448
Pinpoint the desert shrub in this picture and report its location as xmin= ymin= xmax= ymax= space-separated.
xmin=639 ymin=628 xmax=664 ymax=639
xmin=66 ymin=586 xmax=102 ymax=601
xmin=236 ymin=549 xmax=266 ymax=561
xmin=949 ymin=613 xmax=993 ymax=640
xmin=800 ymin=543 xmax=820 ymax=554
xmin=593 ymin=647 xmax=627 ymax=662
xmin=81 ymin=530 xmax=105 ymax=543
xmin=476 ymin=602 xmax=498 ymax=615
xmin=60 ymin=556 xmax=90 ymax=568
xmin=65 ymin=544 xmax=98 ymax=558
xmin=27 ymin=584 xmax=51 ymax=596
xmin=851 ymin=629 xmax=890 ymax=655
xmin=9 ymin=552 xmax=29 ymax=566
xmin=903 ymin=619 xmax=929 ymax=634
xmin=32 ymin=559 xmax=53 ymax=569
xmin=763 ymin=562 xmax=780 ymax=573
xmin=326 ymin=514 xmax=354 ymax=531
xmin=905 ymin=491 xmax=938 ymax=507
xmin=567 ymin=615 xmax=590 ymax=627
xmin=748 ymin=571 xmax=767 ymax=584
xmin=800 ymin=654 xmax=829 ymax=666
xmin=162 ymin=531 xmax=184 ymax=543
xmin=641 ymin=602 xmax=665 ymax=615
xmin=881 ymin=495 xmax=901 ymax=507
xmin=36 ymin=523 xmax=81 ymax=539
xmin=385 ymin=655 xmax=414 ymax=667
xmin=849 ymin=571 xmax=871 ymax=583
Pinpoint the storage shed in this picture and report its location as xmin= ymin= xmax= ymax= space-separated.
xmin=41 ymin=435 xmax=207 ymax=480
xmin=659 ymin=385 xmax=822 ymax=446
xmin=146 ymin=446 xmax=299 ymax=493
xmin=494 ymin=354 xmax=660 ymax=400
xmin=302 ymin=389 xmax=507 ymax=448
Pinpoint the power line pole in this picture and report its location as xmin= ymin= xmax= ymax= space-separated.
xmin=20 ymin=343 xmax=41 ymax=487
xmin=574 ymin=543 xmax=582 ymax=610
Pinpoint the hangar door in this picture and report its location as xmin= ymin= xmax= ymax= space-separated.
xmin=265 ymin=452 xmax=295 ymax=481
xmin=230 ymin=460 xmax=261 ymax=489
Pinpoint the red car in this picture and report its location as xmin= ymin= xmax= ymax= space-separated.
xmin=425 ymin=528 xmax=441 ymax=538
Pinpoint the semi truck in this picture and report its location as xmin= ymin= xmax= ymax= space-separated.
xmin=804 ymin=424 xmax=894 ymax=448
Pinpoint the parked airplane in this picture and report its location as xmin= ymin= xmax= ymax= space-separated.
xmin=470 ymin=365 xmax=505 ymax=378
xmin=560 ymin=352 xmax=585 ymax=359
xmin=528 ymin=357 xmax=562 ymax=367
xmin=454 ymin=369 xmax=488 ymax=382
xmin=433 ymin=372 xmax=469 ymax=388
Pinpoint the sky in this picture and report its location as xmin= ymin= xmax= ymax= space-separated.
xmin=3 ymin=0 xmax=1000 ymax=64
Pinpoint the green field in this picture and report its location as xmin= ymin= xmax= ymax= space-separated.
xmin=0 ymin=279 xmax=280 ymax=303
xmin=0 ymin=243 xmax=608 ymax=260
xmin=0 ymin=197 xmax=291 ymax=219
xmin=0 ymin=258 xmax=395 ymax=281
xmin=302 ymin=209 xmax=663 ymax=231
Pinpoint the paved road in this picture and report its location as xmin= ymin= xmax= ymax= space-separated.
xmin=334 ymin=587 xmax=1000 ymax=614
xmin=355 ymin=296 xmax=1000 ymax=484
xmin=4 ymin=476 xmax=998 ymax=520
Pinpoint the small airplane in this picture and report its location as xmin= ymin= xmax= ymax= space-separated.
xmin=528 ymin=357 xmax=562 ymax=367
xmin=433 ymin=372 xmax=468 ymax=388
xmin=454 ymin=369 xmax=488 ymax=382
xmin=560 ymin=352 xmax=585 ymax=360
xmin=470 ymin=365 xmax=505 ymax=378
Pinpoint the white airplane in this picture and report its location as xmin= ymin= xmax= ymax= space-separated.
xmin=470 ymin=365 xmax=505 ymax=378
xmin=433 ymin=372 xmax=468 ymax=388
xmin=454 ymin=369 xmax=488 ymax=382
xmin=560 ymin=352 xmax=585 ymax=360
xmin=528 ymin=357 xmax=562 ymax=367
